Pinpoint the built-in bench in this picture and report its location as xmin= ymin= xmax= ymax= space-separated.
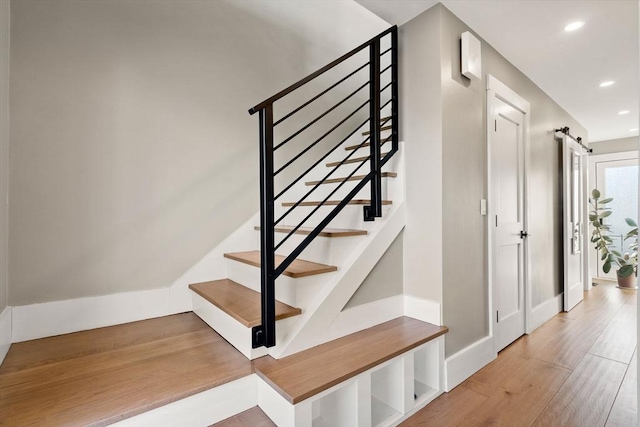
xmin=252 ymin=316 xmax=448 ymax=426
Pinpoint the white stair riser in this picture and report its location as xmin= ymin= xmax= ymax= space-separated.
xmin=276 ymin=204 xmax=393 ymax=231
xmin=259 ymin=231 xmax=368 ymax=267
xmin=226 ymin=259 xmax=329 ymax=309
xmin=282 ymin=179 xmax=389 ymax=207
xmin=192 ymin=293 xmax=299 ymax=361
xmin=192 ymin=293 xmax=268 ymax=360
xmin=253 ymin=231 xmax=333 ymax=265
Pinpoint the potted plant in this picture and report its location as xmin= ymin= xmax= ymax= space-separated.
xmin=589 ymin=189 xmax=638 ymax=289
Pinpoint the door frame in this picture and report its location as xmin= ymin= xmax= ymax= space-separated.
xmin=588 ymin=150 xmax=639 ymax=287
xmin=486 ymin=75 xmax=532 ymax=356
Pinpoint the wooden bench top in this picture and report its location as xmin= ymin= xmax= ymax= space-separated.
xmin=253 ymin=317 xmax=448 ymax=404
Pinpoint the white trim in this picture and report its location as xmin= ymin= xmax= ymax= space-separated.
xmin=530 ymin=294 xmax=563 ymax=331
xmin=271 ymin=201 xmax=407 ymax=358
xmin=0 ymin=306 xmax=11 ymax=364
xmin=324 ymin=294 xmax=404 ymax=342
xmin=403 ymin=295 xmax=441 ymax=325
xmin=588 ymin=150 xmax=639 ymax=285
xmin=10 ymin=213 xmax=261 ymax=343
xmin=486 ymin=74 xmax=533 ymax=347
xmin=443 ymin=335 xmax=495 ymax=392
xmin=11 ymin=288 xmax=183 ymax=342
xmin=111 ymin=374 xmax=257 ymax=427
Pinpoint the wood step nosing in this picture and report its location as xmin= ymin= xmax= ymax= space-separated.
xmin=362 ymin=125 xmax=393 ymax=136
xmin=281 ymin=199 xmax=392 ymax=207
xmin=304 ymin=172 xmax=397 ymax=186
xmin=326 ymin=152 xmax=390 ymax=167
xmin=223 ymin=251 xmax=337 ymax=278
xmin=253 ymin=226 xmax=367 ymax=238
xmin=345 ymin=136 xmax=393 ymax=151
xmin=189 ymin=279 xmax=302 ymax=328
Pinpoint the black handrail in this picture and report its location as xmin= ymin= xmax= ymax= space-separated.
xmin=249 ymin=26 xmax=395 ymax=115
xmin=248 ymin=26 xmax=398 ymax=349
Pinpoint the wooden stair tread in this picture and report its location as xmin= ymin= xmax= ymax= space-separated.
xmin=254 ymin=226 xmax=367 ymax=238
xmin=345 ymin=136 xmax=392 ymax=151
xmin=362 ymin=125 xmax=393 ymax=136
xmin=305 ymin=172 xmax=397 ymax=186
xmin=212 ymin=406 xmax=276 ymax=427
xmin=282 ymin=199 xmax=392 ymax=207
xmin=326 ymin=152 xmax=390 ymax=167
xmin=224 ymin=251 xmax=337 ymax=278
xmin=253 ymin=317 xmax=448 ymax=404
xmin=189 ymin=279 xmax=301 ymax=327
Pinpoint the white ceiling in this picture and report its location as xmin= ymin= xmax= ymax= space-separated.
xmin=355 ymin=0 xmax=639 ymax=143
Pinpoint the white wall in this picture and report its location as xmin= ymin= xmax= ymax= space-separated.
xmin=0 ymin=0 xmax=9 ymax=312
xmin=590 ymin=136 xmax=638 ymax=155
xmin=8 ymin=0 xmax=388 ymax=305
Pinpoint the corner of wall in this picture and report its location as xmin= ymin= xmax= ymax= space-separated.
xmin=0 ymin=306 xmax=11 ymax=364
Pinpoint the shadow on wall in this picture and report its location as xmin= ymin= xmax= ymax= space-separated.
xmin=9 ymin=0 xmax=386 ymax=305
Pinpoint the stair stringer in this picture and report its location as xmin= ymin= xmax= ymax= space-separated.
xmin=269 ymin=200 xmax=406 ymax=359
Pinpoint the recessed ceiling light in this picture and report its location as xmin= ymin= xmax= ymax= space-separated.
xmin=619 ymin=110 xmax=630 ymax=115
xmin=564 ymin=21 xmax=585 ymax=32
xmin=599 ymin=81 xmax=615 ymax=87
xmin=630 ymin=128 xmax=638 ymax=132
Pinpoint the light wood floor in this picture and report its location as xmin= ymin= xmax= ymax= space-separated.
xmin=0 ymin=313 xmax=253 ymax=427
xmin=402 ymin=282 xmax=637 ymax=427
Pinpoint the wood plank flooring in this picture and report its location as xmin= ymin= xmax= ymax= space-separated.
xmin=402 ymin=282 xmax=637 ymax=427
xmin=0 ymin=313 xmax=253 ymax=427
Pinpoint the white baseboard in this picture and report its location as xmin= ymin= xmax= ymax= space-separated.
xmin=10 ymin=213 xmax=262 ymax=343
xmin=443 ymin=335 xmax=495 ymax=391
xmin=0 ymin=306 xmax=11 ymax=364
xmin=111 ymin=374 xmax=257 ymax=427
xmin=530 ymin=293 xmax=563 ymax=332
xmin=11 ymin=288 xmax=187 ymax=343
xmin=404 ymin=295 xmax=441 ymax=325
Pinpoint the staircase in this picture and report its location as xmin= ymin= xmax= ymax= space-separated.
xmin=0 ymin=25 xmax=449 ymax=427
xmin=187 ymin=25 xmax=404 ymax=361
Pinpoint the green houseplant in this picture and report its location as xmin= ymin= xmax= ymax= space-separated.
xmin=589 ymin=189 xmax=638 ymax=289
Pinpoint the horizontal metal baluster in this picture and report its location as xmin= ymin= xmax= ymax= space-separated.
xmin=380 ymin=47 xmax=392 ymax=57
xmin=274 ymin=82 xmax=368 ymax=151
xmin=274 ymin=134 xmax=371 ymax=225
xmin=274 ymin=62 xmax=369 ymax=126
xmin=274 ymin=136 xmax=373 ymax=239
xmin=274 ymin=118 xmax=369 ymax=201
xmin=274 ymin=99 xmax=369 ymax=174
xmin=380 ymin=82 xmax=392 ymax=94
xmin=274 ymin=164 xmax=375 ymax=276
xmin=274 ymin=158 xmax=369 ymax=253
xmin=380 ymin=64 xmax=392 ymax=75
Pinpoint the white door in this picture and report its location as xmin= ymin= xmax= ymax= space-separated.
xmin=492 ymin=97 xmax=526 ymax=352
xmin=563 ymin=135 xmax=586 ymax=311
xmin=594 ymin=156 xmax=639 ymax=280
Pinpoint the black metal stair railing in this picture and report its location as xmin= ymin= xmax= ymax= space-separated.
xmin=248 ymin=26 xmax=399 ymax=349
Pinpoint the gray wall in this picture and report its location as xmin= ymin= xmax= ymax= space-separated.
xmin=399 ymin=5 xmax=444 ymax=302
xmin=0 ymin=0 xmax=8 ymax=312
xmin=400 ymin=4 xmax=588 ymax=357
xmin=590 ymin=137 xmax=638 ymax=155
xmin=344 ymin=232 xmax=403 ymax=309
xmin=440 ymin=5 xmax=587 ymax=356
xmin=9 ymin=0 xmax=387 ymax=305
